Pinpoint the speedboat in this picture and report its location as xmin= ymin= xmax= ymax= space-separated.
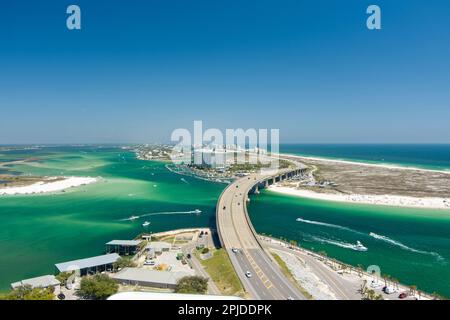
xmin=193 ymin=209 xmax=201 ymax=214
xmin=128 ymin=215 xmax=139 ymax=221
xmin=142 ymin=221 xmax=150 ymax=227
xmin=355 ymin=241 xmax=368 ymax=251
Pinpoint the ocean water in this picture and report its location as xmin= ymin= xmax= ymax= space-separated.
xmin=1 ymin=144 xmax=450 ymax=297
xmin=280 ymin=144 xmax=450 ymax=171
xmin=248 ymin=191 xmax=450 ymax=297
xmin=0 ymin=146 xmax=223 ymax=290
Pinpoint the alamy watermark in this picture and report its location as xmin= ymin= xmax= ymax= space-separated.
xmin=65 ymin=4 xmax=381 ymax=31
xmin=170 ymin=121 xmax=280 ymax=172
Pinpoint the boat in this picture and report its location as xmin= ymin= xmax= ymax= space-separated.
xmin=142 ymin=221 xmax=150 ymax=227
xmin=128 ymin=215 xmax=139 ymax=221
xmin=355 ymin=241 xmax=368 ymax=251
xmin=193 ymin=209 xmax=201 ymax=214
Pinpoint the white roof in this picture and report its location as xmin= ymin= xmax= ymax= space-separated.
xmin=55 ymin=253 xmax=120 ymax=272
xmin=108 ymin=291 xmax=243 ymax=300
xmin=11 ymin=275 xmax=60 ymax=289
xmin=106 ymin=240 xmax=142 ymax=246
xmin=112 ymin=267 xmax=188 ymax=285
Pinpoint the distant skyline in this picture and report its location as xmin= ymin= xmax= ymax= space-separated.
xmin=1 ymin=0 xmax=450 ymax=144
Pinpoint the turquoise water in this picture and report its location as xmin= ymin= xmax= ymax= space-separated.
xmin=0 ymin=146 xmax=223 ymax=290
xmin=1 ymin=144 xmax=450 ymax=297
xmin=248 ymin=191 xmax=450 ymax=297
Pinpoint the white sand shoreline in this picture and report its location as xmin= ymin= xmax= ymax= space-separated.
xmin=282 ymin=153 xmax=450 ymax=175
xmin=0 ymin=176 xmax=98 ymax=196
xmin=268 ymin=185 xmax=450 ymax=210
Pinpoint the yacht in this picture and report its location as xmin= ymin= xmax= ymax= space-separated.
xmin=142 ymin=221 xmax=150 ymax=227
xmin=355 ymin=241 xmax=368 ymax=251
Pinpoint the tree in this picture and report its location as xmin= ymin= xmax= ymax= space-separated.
xmin=78 ymin=274 xmax=118 ymax=300
xmin=113 ymin=257 xmax=136 ymax=270
xmin=201 ymin=247 xmax=210 ymax=254
xmin=56 ymin=271 xmax=74 ymax=286
xmin=2 ymin=285 xmax=55 ymax=300
xmin=175 ymin=276 xmax=208 ymax=294
xmin=289 ymin=240 xmax=297 ymax=247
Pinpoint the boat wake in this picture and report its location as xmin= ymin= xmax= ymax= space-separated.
xmin=119 ymin=209 xmax=202 ymax=221
xmin=312 ymin=236 xmax=368 ymax=252
xmin=180 ymin=178 xmax=190 ymax=185
xmin=369 ymin=232 xmax=443 ymax=260
xmin=296 ymin=217 xmax=363 ymax=234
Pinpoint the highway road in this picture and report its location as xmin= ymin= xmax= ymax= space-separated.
xmin=216 ymin=168 xmax=306 ymax=300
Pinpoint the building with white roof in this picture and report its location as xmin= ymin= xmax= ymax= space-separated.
xmin=106 ymin=239 xmax=143 ymax=255
xmin=112 ymin=267 xmax=190 ymax=289
xmin=55 ymin=253 xmax=120 ymax=276
xmin=11 ymin=275 xmax=60 ymax=290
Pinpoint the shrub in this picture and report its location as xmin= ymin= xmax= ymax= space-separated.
xmin=175 ymin=276 xmax=208 ymax=294
xmin=78 ymin=274 xmax=118 ymax=300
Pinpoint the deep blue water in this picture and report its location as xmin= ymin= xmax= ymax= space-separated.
xmin=280 ymin=144 xmax=450 ymax=170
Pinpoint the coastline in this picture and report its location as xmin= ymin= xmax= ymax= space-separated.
xmin=0 ymin=176 xmax=98 ymax=196
xmin=283 ymin=153 xmax=450 ymax=175
xmin=268 ymin=185 xmax=450 ymax=210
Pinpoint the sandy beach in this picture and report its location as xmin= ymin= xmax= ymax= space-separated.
xmin=268 ymin=185 xmax=450 ymax=210
xmin=283 ymin=154 xmax=450 ymax=175
xmin=0 ymin=177 xmax=98 ymax=196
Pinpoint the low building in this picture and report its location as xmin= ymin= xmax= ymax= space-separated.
xmin=106 ymin=240 xmax=142 ymax=255
xmin=108 ymin=291 xmax=243 ymax=300
xmin=145 ymin=241 xmax=171 ymax=254
xmin=55 ymin=253 xmax=120 ymax=276
xmin=112 ymin=267 xmax=189 ymax=289
xmin=11 ymin=275 xmax=61 ymax=290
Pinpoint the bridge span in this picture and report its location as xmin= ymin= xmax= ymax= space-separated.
xmin=216 ymin=165 xmax=307 ymax=300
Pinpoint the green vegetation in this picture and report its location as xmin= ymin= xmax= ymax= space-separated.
xmin=201 ymin=247 xmax=210 ymax=254
xmin=0 ymin=285 xmax=55 ymax=300
xmin=113 ymin=256 xmax=136 ymax=270
xmin=175 ymin=276 xmax=208 ymax=294
xmin=270 ymin=251 xmax=313 ymax=300
xmin=195 ymin=248 xmax=244 ymax=297
xmin=55 ymin=271 xmax=74 ymax=286
xmin=364 ymin=289 xmax=383 ymax=300
xmin=78 ymin=274 xmax=118 ymax=300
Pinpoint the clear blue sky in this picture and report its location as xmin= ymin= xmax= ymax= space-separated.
xmin=1 ymin=0 xmax=450 ymax=144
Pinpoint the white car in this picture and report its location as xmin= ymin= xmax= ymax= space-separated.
xmin=370 ymin=281 xmax=383 ymax=289
xmin=384 ymin=286 xmax=396 ymax=294
xmin=245 ymin=271 xmax=252 ymax=278
xmin=232 ymin=248 xmax=239 ymax=253
xmin=144 ymin=260 xmax=155 ymax=266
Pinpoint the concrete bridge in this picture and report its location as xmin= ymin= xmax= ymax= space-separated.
xmin=216 ymin=164 xmax=307 ymax=300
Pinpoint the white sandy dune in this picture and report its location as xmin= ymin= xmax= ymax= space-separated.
xmin=269 ymin=185 xmax=450 ymax=210
xmin=0 ymin=177 xmax=97 ymax=196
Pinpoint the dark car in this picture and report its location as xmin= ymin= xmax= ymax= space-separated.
xmin=398 ymin=292 xmax=408 ymax=299
xmin=57 ymin=293 xmax=66 ymax=300
xmin=186 ymin=253 xmax=191 ymax=259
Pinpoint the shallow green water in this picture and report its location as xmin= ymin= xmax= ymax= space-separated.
xmin=2 ymin=146 xmax=450 ymax=298
xmin=0 ymin=146 xmax=223 ymax=290
xmin=248 ymin=191 xmax=450 ymax=297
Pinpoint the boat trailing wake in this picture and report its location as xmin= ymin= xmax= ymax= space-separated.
xmin=369 ymin=232 xmax=443 ymax=260
xmin=296 ymin=217 xmax=363 ymax=235
xmin=119 ymin=209 xmax=202 ymax=221
xmin=312 ymin=236 xmax=368 ymax=251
